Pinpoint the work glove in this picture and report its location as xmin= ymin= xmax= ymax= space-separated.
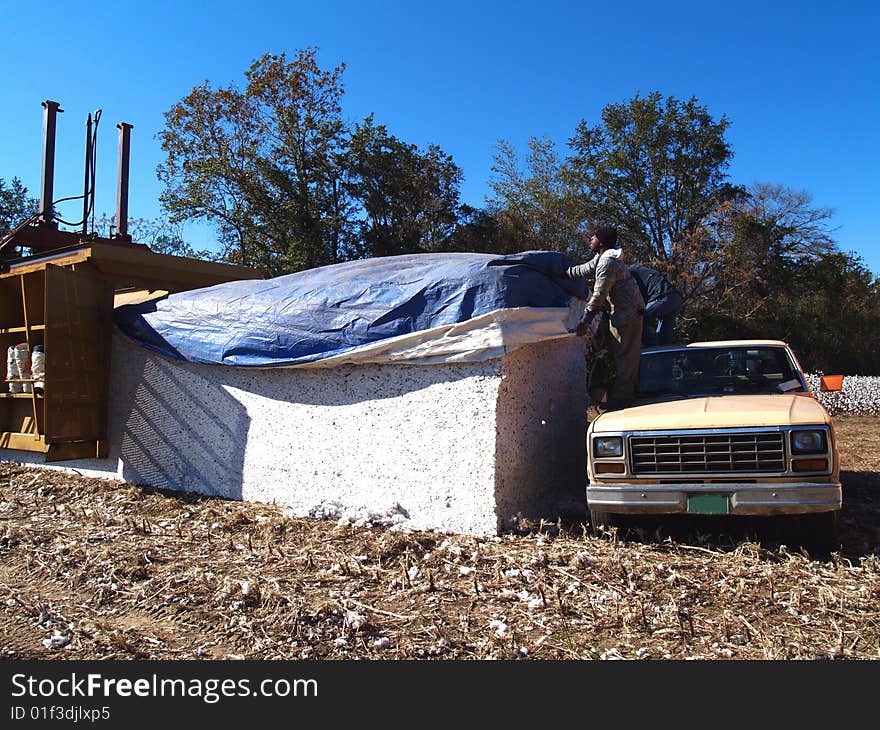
xmin=571 ymin=309 xmax=598 ymax=337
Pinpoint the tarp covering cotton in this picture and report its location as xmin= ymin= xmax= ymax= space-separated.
xmin=113 ymin=251 xmax=589 ymax=367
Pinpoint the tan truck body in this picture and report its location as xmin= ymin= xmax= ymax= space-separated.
xmin=587 ymin=340 xmax=841 ymax=520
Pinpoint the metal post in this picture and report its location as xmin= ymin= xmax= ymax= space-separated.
xmin=82 ymin=113 xmax=92 ymax=236
xmin=114 ymin=122 xmax=133 ymax=240
xmin=39 ymin=100 xmax=63 ymax=223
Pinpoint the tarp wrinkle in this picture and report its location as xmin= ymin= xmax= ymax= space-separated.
xmin=113 ymin=251 xmax=589 ymax=367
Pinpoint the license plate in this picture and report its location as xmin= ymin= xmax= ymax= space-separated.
xmin=687 ymin=494 xmax=730 ymax=515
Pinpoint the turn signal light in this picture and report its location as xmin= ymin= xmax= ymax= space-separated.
xmin=595 ymin=463 xmax=626 ymax=474
xmin=792 ymin=458 xmax=828 ymax=472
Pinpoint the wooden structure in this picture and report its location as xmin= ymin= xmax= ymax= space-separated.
xmin=1 ymin=240 xmax=261 ymax=461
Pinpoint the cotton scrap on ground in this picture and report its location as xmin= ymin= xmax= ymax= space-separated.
xmin=0 ymin=416 xmax=877 ymax=660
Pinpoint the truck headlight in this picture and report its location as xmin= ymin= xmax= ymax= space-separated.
xmin=594 ymin=436 xmax=623 ymax=458
xmin=790 ymin=430 xmax=827 ymax=454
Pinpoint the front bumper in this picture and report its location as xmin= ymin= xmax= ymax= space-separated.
xmin=587 ymin=481 xmax=841 ymax=516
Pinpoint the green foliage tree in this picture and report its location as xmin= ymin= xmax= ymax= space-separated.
xmin=443 ymin=205 xmax=507 ymax=253
xmin=565 ymin=92 xmax=737 ymax=264
xmin=771 ymin=252 xmax=880 ymax=375
xmin=0 ymin=177 xmax=40 ymax=260
xmin=487 ymin=138 xmax=587 ymax=259
xmin=347 ymin=116 xmax=462 ymax=257
xmin=158 ymin=49 xmax=355 ymax=276
xmin=0 ymin=177 xmax=39 ymax=235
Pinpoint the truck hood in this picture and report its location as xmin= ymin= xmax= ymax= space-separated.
xmin=591 ymin=394 xmax=831 ymax=433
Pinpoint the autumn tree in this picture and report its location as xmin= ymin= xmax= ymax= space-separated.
xmin=681 ymin=183 xmax=841 ymax=343
xmin=158 ymin=49 xmax=355 ymax=276
xmin=726 ymin=183 xmax=835 ymax=291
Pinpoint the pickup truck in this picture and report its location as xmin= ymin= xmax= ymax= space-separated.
xmin=587 ymin=340 xmax=843 ymax=548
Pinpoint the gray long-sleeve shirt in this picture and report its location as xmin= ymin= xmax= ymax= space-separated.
xmin=566 ymin=250 xmax=645 ymax=327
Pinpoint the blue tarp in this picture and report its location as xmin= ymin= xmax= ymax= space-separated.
xmin=113 ymin=251 xmax=588 ymax=367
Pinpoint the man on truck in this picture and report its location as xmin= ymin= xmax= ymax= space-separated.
xmin=629 ymin=263 xmax=683 ymax=346
xmin=566 ymin=226 xmax=645 ymax=410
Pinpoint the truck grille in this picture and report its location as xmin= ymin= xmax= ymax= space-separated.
xmin=630 ymin=432 xmax=786 ymax=475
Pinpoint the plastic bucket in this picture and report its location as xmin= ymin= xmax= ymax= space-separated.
xmin=819 ymin=374 xmax=844 ymax=392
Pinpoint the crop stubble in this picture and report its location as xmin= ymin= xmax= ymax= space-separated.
xmin=0 ymin=416 xmax=877 ymax=660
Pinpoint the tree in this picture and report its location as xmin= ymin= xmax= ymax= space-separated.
xmin=727 ymin=183 xmax=835 ymax=286
xmin=0 ymin=177 xmax=39 ymax=236
xmin=0 ymin=177 xmax=40 ymax=259
xmin=753 ymin=251 xmax=880 ymax=375
xmin=680 ymin=183 xmax=838 ymax=341
xmin=158 ymin=49 xmax=355 ymax=276
xmin=487 ymin=138 xmax=587 ymax=258
xmin=92 ymin=213 xmax=216 ymax=261
xmin=444 ymin=205 xmax=506 ymax=254
xmin=565 ymin=92 xmax=737 ymax=264
xmin=678 ymin=182 xmax=875 ymax=372
xmin=347 ymin=116 xmax=463 ymax=257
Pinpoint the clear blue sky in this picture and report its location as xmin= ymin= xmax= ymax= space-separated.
xmin=2 ymin=1 xmax=878 ymax=274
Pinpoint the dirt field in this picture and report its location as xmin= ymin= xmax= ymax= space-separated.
xmin=1 ymin=416 xmax=878 ymax=660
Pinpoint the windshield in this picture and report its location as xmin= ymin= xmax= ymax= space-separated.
xmin=637 ymin=346 xmax=806 ymax=400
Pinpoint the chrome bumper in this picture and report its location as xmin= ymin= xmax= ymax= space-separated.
xmin=587 ymin=481 xmax=841 ymax=516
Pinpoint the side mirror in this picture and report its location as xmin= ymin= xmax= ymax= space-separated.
xmin=819 ymin=374 xmax=844 ymax=392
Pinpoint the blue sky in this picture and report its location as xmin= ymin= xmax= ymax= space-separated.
xmin=2 ymin=1 xmax=878 ymax=274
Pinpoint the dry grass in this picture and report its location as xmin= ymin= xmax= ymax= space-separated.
xmin=0 ymin=415 xmax=878 ymax=661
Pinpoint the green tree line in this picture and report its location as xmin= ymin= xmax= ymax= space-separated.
xmin=3 ymin=48 xmax=878 ymax=374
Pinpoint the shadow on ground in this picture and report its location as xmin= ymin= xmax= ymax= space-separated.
xmin=541 ymin=471 xmax=879 ymax=562
xmin=838 ymin=471 xmax=880 ymax=556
